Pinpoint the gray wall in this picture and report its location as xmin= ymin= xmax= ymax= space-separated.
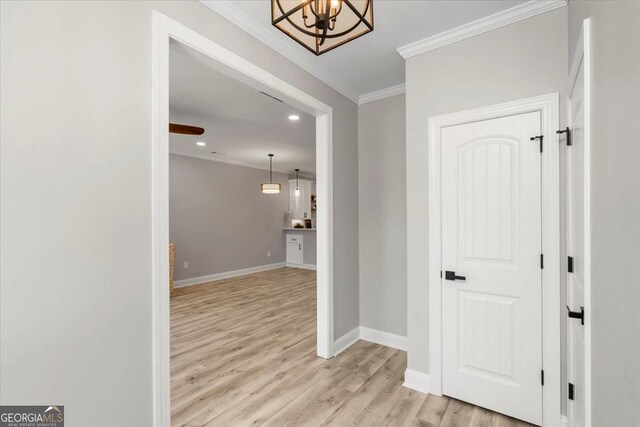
xmin=0 ymin=1 xmax=358 ymax=425
xmin=568 ymin=2 xmax=640 ymax=425
xmin=405 ymin=6 xmax=567 ymax=381
xmin=170 ymin=155 xmax=289 ymax=281
xmin=358 ymin=94 xmax=407 ymax=337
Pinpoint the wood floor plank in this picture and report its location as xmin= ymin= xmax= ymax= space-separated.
xmin=319 ymin=350 xmax=405 ymax=427
xmin=343 ymin=345 xmax=397 ymax=393
xmin=365 ymin=367 xmax=410 ymax=419
xmin=409 ymin=419 xmax=439 ymax=427
xmin=416 ymin=394 xmax=451 ymax=425
xmin=205 ymin=348 xmax=366 ymax=427
xmin=381 ymin=386 xmax=426 ymax=426
xmin=440 ymin=399 xmax=476 ymax=427
xmin=259 ymin=376 xmax=354 ymax=427
xmin=171 ymin=267 xmax=537 ymax=427
xmin=470 ymin=407 xmax=502 ymax=427
xmin=258 ymin=341 xmax=386 ymax=427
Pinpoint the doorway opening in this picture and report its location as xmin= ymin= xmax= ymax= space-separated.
xmin=167 ymin=39 xmax=320 ymax=424
xmin=151 ymin=12 xmax=334 ymax=426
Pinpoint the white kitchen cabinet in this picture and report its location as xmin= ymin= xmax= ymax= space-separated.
xmin=286 ymin=234 xmax=303 ymax=266
xmin=288 ymin=179 xmax=313 ymax=219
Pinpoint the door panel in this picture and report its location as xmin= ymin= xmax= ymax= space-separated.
xmin=567 ymin=19 xmax=590 ymax=427
xmin=568 ymin=67 xmax=586 ymax=426
xmin=458 ymin=291 xmax=519 ymax=382
xmin=442 ymin=112 xmax=542 ymax=425
xmin=460 ymin=139 xmax=517 ymax=263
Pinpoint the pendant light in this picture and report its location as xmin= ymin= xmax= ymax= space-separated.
xmin=271 ymin=0 xmax=374 ymax=56
xmin=261 ymin=154 xmax=281 ymax=194
xmin=294 ymin=169 xmax=300 ymax=197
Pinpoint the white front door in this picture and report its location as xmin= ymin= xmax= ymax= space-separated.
xmin=567 ymin=19 xmax=591 ymax=427
xmin=441 ymin=112 xmax=543 ymax=425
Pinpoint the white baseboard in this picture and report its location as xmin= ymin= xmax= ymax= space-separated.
xmin=359 ymin=326 xmax=407 ymax=351
xmin=285 ymin=263 xmax=317 ymax=270
xmin=403 ymin=369 xmax=431 ymax=394
xmin=560 ymin=415 xmax=569 ymax=427
xmin=174 ymin=262 xmax=286 ymax=288
xmin=332 ymin=326 xmax=408 ymax=356
xmin=333 ymin=327 xmax=360 ymax=356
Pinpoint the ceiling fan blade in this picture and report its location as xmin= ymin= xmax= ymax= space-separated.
xmin=169 ymin=123 xmax=205 ymax=135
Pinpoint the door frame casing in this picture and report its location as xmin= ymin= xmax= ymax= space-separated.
xmin=566 ymin=18 xmax=592 ymax=427
xmin=427 ymin=93 xmax=561 ymax=426
xmin=151 ymin=11 xmax=334 ymax=427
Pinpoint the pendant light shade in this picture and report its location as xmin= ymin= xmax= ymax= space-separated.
xmin=271 ymin=0 xmax=374 ymax=56
xmin=294 ymin=168 xmax=300 ymax=197
xmin=261 ymin=154 xmax=281 ymax=194
xmin=261 ymin=183 xmax=281 ymax=194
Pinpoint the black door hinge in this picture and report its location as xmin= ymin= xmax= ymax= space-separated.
xmin=567 ymin=306 xmax=585 ymax=325
xmin=540 ymin=254 xmax=544 ymax=269
xmin=568 ymin=256 xmax=574 ymax=273
xmin=440 ymin=271 xmax=442 ymax=278
xmin=541 ymin=370 xmax=544 ymax=386
xmin=530 ymin=135 xmax=544 ymax=153
xmin=557 ymin=127 xmax=572 ymax=146
xmin=568 ymin=383 xmax=575 ymax=400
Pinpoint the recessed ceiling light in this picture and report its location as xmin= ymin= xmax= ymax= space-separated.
xmin=288 ymin=115 xmax=300 ymax=121
xmin=196 ymin=141 xmax=206 ymax=146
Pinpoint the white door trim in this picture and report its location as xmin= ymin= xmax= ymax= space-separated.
xmin=566 ymin=18 xmax=592 ymax=427
xmin=427 ymin=93 xmax=561 ymax=426
xmin=151 ymin=11 xmax=334 ymax=427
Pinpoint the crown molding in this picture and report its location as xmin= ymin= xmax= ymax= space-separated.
xmin=200 ymin=0 xmax=360 ymax=104
xmin=358 ymin=84 xmax=406 ymax=105
xmin=199 ymin=1 xmax=567 ymax=102
xmin=397 ymin=0 xmax=567 ymax=59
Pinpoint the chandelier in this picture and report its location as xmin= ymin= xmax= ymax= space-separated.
xmin=271 ymin=0 xmax=374 ymax=56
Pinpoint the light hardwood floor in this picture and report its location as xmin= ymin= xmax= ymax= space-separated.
xmin=170 ymin=267 xmax=535 ymax=427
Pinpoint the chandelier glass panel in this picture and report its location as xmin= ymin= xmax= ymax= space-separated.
xmin=271 ymin=0 xmax=374 ymax=55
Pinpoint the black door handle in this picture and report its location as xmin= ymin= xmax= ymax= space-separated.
xmin=445 ymin=271 xmax=466 ymax=281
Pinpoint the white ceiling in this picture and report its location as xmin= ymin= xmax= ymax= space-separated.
xmin=202 ymin=0 xmax=527 ymax=100
xmin=169 ymin=41 xmax=316 ymax=175
xmin=169 ymin=1 xmax=562 ymax=173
